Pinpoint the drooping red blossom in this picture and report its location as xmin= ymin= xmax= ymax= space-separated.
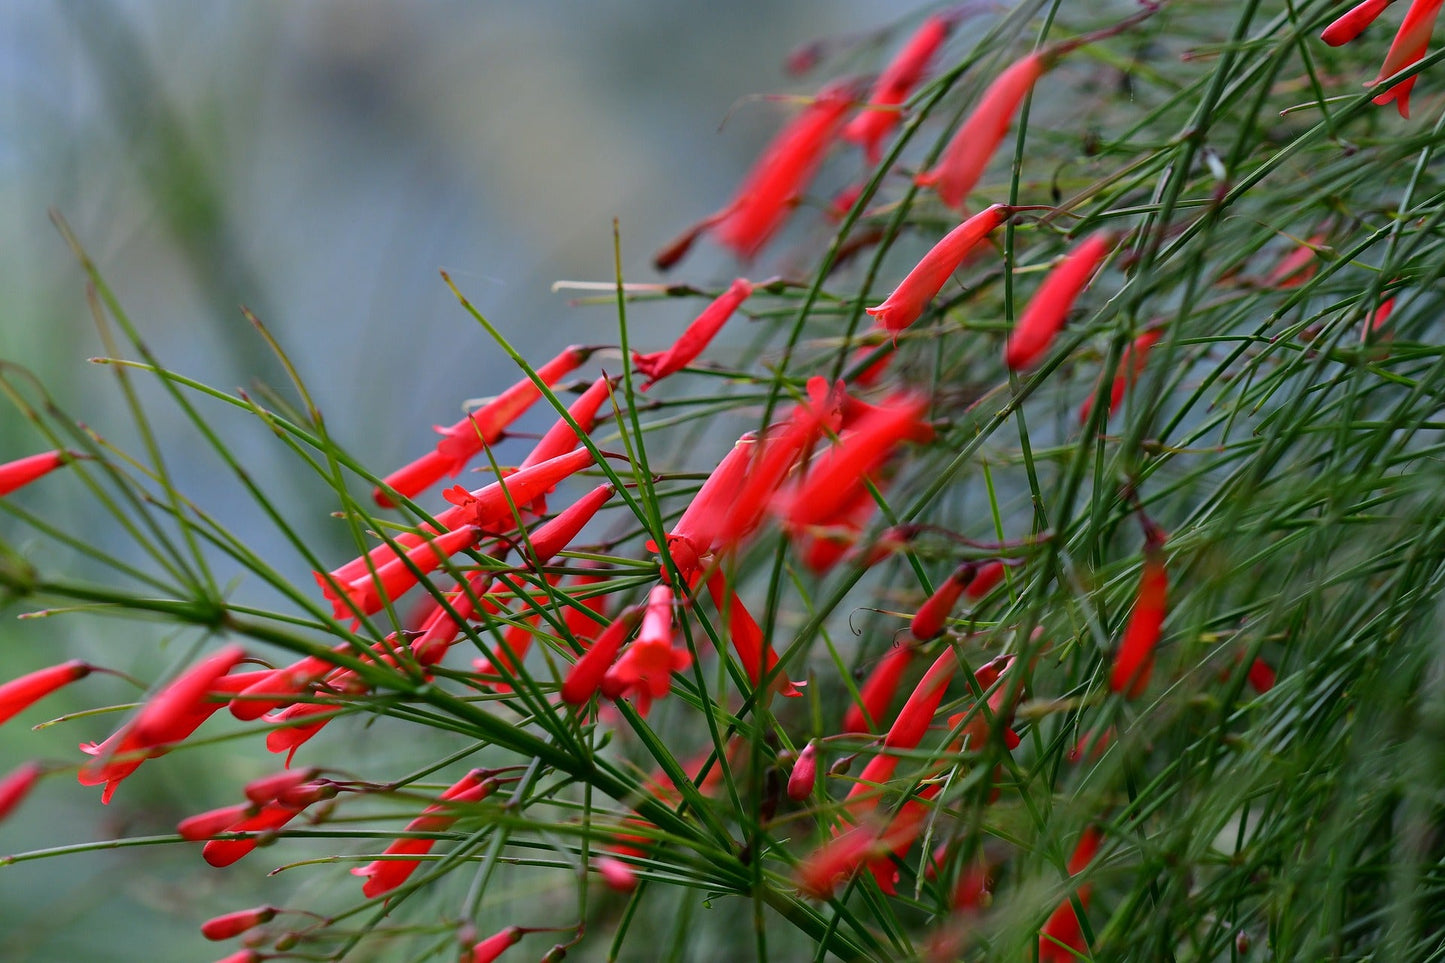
xmin=85 ymin=669 xmax=270 ymax=798
xmin=523 ymin=483 xmax=615 ymax=566
xmin=1080 ymin=328 xmax=1162 ymax=424
xmin=950 ymin=659 xmax=1022 ymax=751
xmin=1067 ymin=726 xmax=1116 ymax=763
xmin=1370 ymin=0 xmax=1445 ymax=117
xmin=1109 ymin=526 xmax=1169 ymax=699
xmin=843 ymin=14 xmax=953 ymax=162
xmin=473 ymin=602 xmax=548 ymax=693
xmin=787 ymin=740 xmax=819 ymax=801
xmin=315 ymin=525 xmax=481 ymax=620
xmin=843 ymin=648 xmax=958 ymax=819
xmin=1322 ymin=0 xmax=1395 ymax=45
xmin=468 ymin=927 xmax=524 ymax=963
xmin=965 ymin=560 xmax=1007 ymax=599
xmin=798 ymin=478 xmax=883 ymax=572
xmin=210 ymin=951 xmax=261 ymax=963
xmin=795 ymin=823 xmax=882 ymax=899
xmin=1005 ymin=232 xmax=1113 ymax=371
xmin=244 ymin=768 xmax=319 ymax=807
xmin=916 ymin=52 xmax=1047 ymax=208
xmin=0 ymin=761 xmax=43 ymax=823
xmin=705 ymin=573 xmax=802 ymax=697
xmin=1363 ymin=294 xmax=1396 ymax=342
xmin=843 ymin=642 xmax=917 ymax=734
xmin=517 ymin=374 xmax=613 ymax=475
xmin=865 ymin=784 xmax=942 ymax=894
xmin=602 ymin=584 xmax=692 ymax=715
xmin=129 ymin=645 xmax=248 ymax=751
xmin=560 ymin=606 xmax=643 ymax=706
xmin=710 ymin=81 xmax=856 ymax=261
xmin=200 ymin=906 xmax=278 ymax=941
xmin=866 ymin=205 xmax=1008 ymax=334
xmin=774 ymin=394 xmax=930 ymax=532
xmin=654 ymin=433 xmax=761 ymax=576
xmin=0 ymin=659 xmax=90 ymax=727
xmin=264 ymin=701 xmax=339 ymax=764
xmin=411 ymin=570 xmax=498 ymax=667
xmin=0 ymin=450 xmax=76 ymax=497
xmin=1039 ymin=827 xmax=1103 ymax=962
xmin=719 ymin=379 xmax=845 ymax=549
xmin=201 ymin=801 xmax=308 ymax=868
xmin=910 ymin=564 xmax=976 ymax=641
xmin=632 ymin=278 xmax=754 ymax=390
xmin=374 ymin=346 xmax=590 ymax=507
xmin=352 ymin=771 xmax=496 ymax=898
xmin=442 ymin=447 xmax=597 ymax=532
xmin=179 ymin=803 xmax=257 ymax=842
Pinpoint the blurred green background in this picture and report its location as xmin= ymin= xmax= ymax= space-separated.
xmin=0 ymin=2 xmax=895 ymax=958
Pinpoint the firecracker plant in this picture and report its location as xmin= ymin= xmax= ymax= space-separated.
xmin=6 ymin=1 xmax=1445 ymax=960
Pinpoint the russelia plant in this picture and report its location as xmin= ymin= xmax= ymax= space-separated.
xmin=5 ymin=1 xmax=1445 ymax=960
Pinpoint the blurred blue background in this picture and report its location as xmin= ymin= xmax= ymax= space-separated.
xmin=0 ymin=1 xmax=908 ymax=959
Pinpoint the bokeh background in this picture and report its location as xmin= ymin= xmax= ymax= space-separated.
xmin=0 ymin=2 xmax=901 ymax=959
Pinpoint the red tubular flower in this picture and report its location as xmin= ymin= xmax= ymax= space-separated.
xmin=0 ymin=762 xmax=43 ymax=823
xmin=632 ymin=278 xmax=754 ymax=390
xmin=718 ymin=379 xmax=845 ymax=550
xmin=244 ymin=768 xmax=319 ymax=806
xmin=178 ymin=802 xmax=257 ymax=842
xmin=950 ymin=661 xmax=1022 ymax=752
xmin=442 ymin=447 xmax=597 ymax=532
xmin=374 ymin=346 xmax=590 ymax=507
xmin=787 ymin=740 xmax=819 ymax=801
xmin=602 ymin=585 xmax=692 ymax=715
xmin=866 ymin=205 xmax=1008 ymax=334
xmin=201 ymin=801 xmax=306 ymax=868
xmin=916 ymin=52 xmax=1047 ymax=208
xmin=229 ymin=649 xmax=346 ymax=720
xmin=82 ymin=669 xmax=270 ymax=803
xmin=843 ymin=648 xmax=958 ymax=819
xmin=200 ymin=906 xmax=277 ymax=941
xmin=910 ymin=564 xmax=976 ymax=641
xmin=316 ymin=525 xmax=481 ymax=619
xmin=966 ymin=560 xmax=1007 ymax=599
xmin=130 ymin=645 xmax=248 ymax=750
xmin=843 ymin=642 xmax=917 ymax=734
xmin=1080 ymin=329 xmax=1162 ymax=424
xmin=843 ymin=14 xmax=953 ymax=163
xmin=264 ymin=702 xmax=338 ymax=764
xmin=655 ymin=433 xmax=761 ymax=576
xmin=1109 ymin=528 xmax=1168 ymax=699
xmin=560 ymin=607 xmax=643 ymax=706
xmin=711 ymin=81 xmax=856 ymax=261
xmin=1005 ymin=232 xmax=1113 ymax=371
xmin=0 ymin=450 xmax=73 ymax=497
xmin=411 ymin=571 xmax=497 ymax=667
xmin=704 ymin=574 xmax=802 ymax=696
xmin=775 ymin=394 xmax=930 ymax=532
xmin=517 ymin=374 xmax=613 ymax=475
xmin=798 ymin=477 xmax=883 ymax=572
xmin=1370 ymin=0 xmax=1445 ymax=117
xmin=1039 ymin=827 xmax=1103 ymax=962
xmin=0 ymin=659 xmax=90 ymax=726
xmin=524 ymin=483 xmax=615 ymax=566
xmin=468 ymin=927 xmax=524 ymax=963
xmin=352 ymin=771 xmax=496 ymax=897
xmin=795 ymin=823 xmax=882 ymax=899
xmin=1322 ymin=0 xmax=1395 ymax=45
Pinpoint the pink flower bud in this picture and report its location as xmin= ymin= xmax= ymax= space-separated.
xmin=787 ymin=741 xmax=819 ymax=801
